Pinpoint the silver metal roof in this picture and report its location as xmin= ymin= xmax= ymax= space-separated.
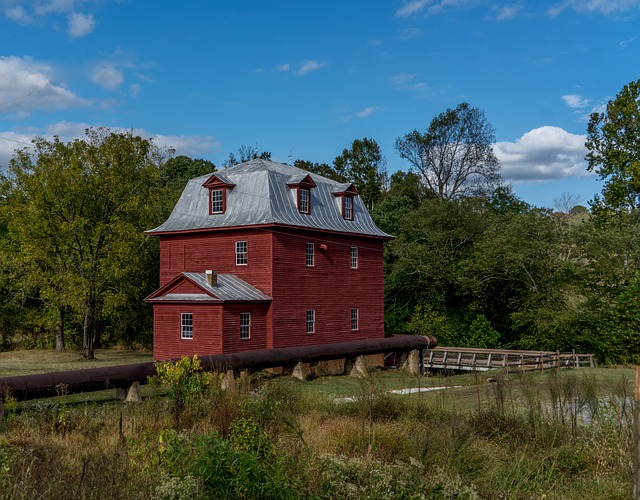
xmin=149 ymin=273 xmax=272 ymax=302
xmin=148 ymin=159 xmax=392 ymax=238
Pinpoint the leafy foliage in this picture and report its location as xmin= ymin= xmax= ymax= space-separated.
xmin=395 ymin=102 xmax=500 ymax=199
xmin=2 ymin=128 xmax=169 ymax=357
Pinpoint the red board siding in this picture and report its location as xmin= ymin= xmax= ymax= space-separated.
xmin=154 ymin=226 xmax=386 ymax=356
xmin=270 ymin=229 xmax=385 ymax=349
xmin=159 ymin=229 xmax=273 ymax=294
xmin=153 ymin=304 xmax=222 ymax=360
xmin=162 ymin=279 xmax=205 ymax=295
xmin=222 ymin=303 xmax=269 ymax=352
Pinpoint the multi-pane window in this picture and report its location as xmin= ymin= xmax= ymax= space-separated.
xmin=181 ymin=313 xmax=193 ymax=339
xmin=350 ymin=246 xmax=358 ymax=269
xmin=211 ymin=189 xmax=224 ymax=213
xmin=299 ymin=188 xmax=310 ymax=214
xmin=351 ymin=308 xmax=359 ymax=331
xmin=306 ymin=242 xmax=314 ymax=267
xmin=240 ymin=312 xmax=251 ymax=339
xmin=343 ymin=196 xmax=353 ymax=220
xmin=306 ymin=309 xmax=315 ymax=334
xmin=236 ymin=241 xmax=248 ymax=265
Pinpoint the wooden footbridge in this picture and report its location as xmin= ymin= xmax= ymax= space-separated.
xmin=422 ymin=347 xmax=595 ymax=373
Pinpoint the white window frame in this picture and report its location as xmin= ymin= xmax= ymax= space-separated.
xmin=181 ymin=312 xmax=193 ymax=339
xmin=299 ymin=188 xmax=310 ymax=214
xmin=211 ymin=188 xmax=224 ymax=214
xmin=350 ymin=246 xmax=358 ymax=269
xmin=351 ymin=308 xmax=359 ymax=331
xmin=306 ymin=309 xmax=315 ymax=334
xmin=306 ymin=242 xmax=314 ymax=267
xmin=343 ymin=196 xmax=353 ymax=220
xmin=236 ymin=240 xmax=248 ymax=265
xmin=240 ymin=312 xmax=251 ymax=339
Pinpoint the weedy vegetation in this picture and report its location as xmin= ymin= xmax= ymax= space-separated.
xmin=0 ymin=359 xmax=634 ymax=499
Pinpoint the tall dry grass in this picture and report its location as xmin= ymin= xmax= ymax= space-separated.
xmin=0 ymin=366 xmax=634 ymax=499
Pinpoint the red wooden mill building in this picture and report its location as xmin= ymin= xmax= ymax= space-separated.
xmin=146 ymin=159 xmax=393 ymax=360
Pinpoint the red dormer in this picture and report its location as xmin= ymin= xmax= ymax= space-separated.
xmin=287 ymin=173 xmax=317 ymax=215
xmin=203 ymin=173 xmax=236 ymax=214
xmin=332 ymin=183 xmax=358 ymax=220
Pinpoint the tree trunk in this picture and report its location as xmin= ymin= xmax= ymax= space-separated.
xmin=82 ymin=296 xmax=95 ymax=360
xmin=55 ymin=306 xmax=65 ymax=352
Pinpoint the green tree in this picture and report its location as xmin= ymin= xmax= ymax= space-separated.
xmin=586 ymin=79 xmax=640 ymax=216
xmin=294 ymin=159 xmax=346 ymax=182
xmin=160 ymin=155 xmax=216 ymax=205
xmin=223 ymin=146 xmax=271 ymax=167
xmin=4 ymin=128 xmax=168 ymax=358
xmin=333 ymin=138 xmax=387 ymax=210
xmin=395 ymin=102 xmax=500 ymax=199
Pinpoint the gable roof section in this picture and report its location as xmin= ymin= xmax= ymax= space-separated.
xmin=148 ymin=159 xmax=392 ymax=238
xmin=202 ymin=172 xmax=236 ymax=189
xmin=146 ymin=272 xmax=272 ymax=303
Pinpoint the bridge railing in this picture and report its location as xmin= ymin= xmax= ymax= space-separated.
xmin=425 ymin=347 xmax=594 ymax=372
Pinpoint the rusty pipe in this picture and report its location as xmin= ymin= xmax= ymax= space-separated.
xmin=0 ymin=335 xmax=437 ymax=401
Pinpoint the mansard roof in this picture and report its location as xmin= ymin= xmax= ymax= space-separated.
xmin=147 ymin=158 xmax=391 ymax=238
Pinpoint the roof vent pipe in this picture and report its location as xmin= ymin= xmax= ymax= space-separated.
xmin=205 ymin=269 xmax=217 ymax=287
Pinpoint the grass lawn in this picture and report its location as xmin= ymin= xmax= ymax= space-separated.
xmin=0 ymin=348 xmax=153 ymax=377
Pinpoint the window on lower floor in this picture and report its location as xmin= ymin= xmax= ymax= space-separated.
xmin=306 ymin=309 xmax=315 ymax=334
xmin=240 ymin=312 xmax=251 ymax=339
xmin=181 ymin=312 xmax=193 ymax=339
xmin=351 ymin=308 xmax=359 ymax=331
xmin=306 ymin=242 xmax=314 ymax=267
xmin=236 ymin=240 xmax=248 ymax=265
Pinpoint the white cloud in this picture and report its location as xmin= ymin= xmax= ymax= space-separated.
xmin=67 ymin=12 xmax=95 ymax=38
xmin=297 ymin=60 xmax=325 ymax=76
xmin=397 ymin=27 xmax=422 ymax=40
xmin=390 ymin=73 xmax=429 ymax=92
xmin=34 ymin=0 xmax=77 ymax=16
xmin=619 ymin=36 xmax=637 ymax=49
xmin=396 ymin=0 xmax=478 ymax=17
xmin=277 ymin=63 xmax=290 ymax=72
xmin=356 ymin=106 xmax=382 ymax=118
xmin=0 ymin=132 xmax=36 ymax=169
xmin=549 ymin=0 xmax=640 ymax=16
xmin=129 ymin=83 xmax=140 ymax=97
xmin=0 ymin=56 xmax=88 ymax=114
xmin=91 ymin=65 xmax=124 ymax=90
xmin=4 ymin=5 xmax=31 ymax=23
xmin=494 ymin=126 xmax=589 ymax=181
xmin=150 ymin=133 xmax=222 ymax=157
xmin=494 ymin=4 xmax=521 ymax=20
xmin=0 ymin=122 xmax=222 ymax=170
xmin=396 ymin=0 xmax=430 ymax=17
xmin=561 ymin=93 xmax=591 ymax=108
xmin=3 ymin=1 xmax=98 ymax=37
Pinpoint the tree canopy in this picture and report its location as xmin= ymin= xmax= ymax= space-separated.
xmin=3 ymin=128 xmax=169 ymax=358
xmin=586 ymin=79 xmax=640 ymax=217
xmin=395 ymin=102 xmax=501 ymax=200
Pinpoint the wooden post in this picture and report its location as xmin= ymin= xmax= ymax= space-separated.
xmin=634 ymin=365 xmax=640 ymax=500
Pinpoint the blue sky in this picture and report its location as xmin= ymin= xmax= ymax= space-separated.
xmin=1 ymin=1 xmax=639 ymax=209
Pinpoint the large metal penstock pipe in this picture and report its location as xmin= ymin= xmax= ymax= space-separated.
xmin=0 ymin=335 xmax=437 ymax=402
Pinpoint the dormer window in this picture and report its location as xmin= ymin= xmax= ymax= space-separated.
xmin=288 ymin=173 xmax=317 ymax=215
xmin=299 ymin=188 xmax=310 ymax=214
xmin=332 ymin=183 xmax=358 ymax=221
xmin=202 ymin=173 xmax=235 ymax=215
xmin=343 ymin=196 xmax=353 ymax=220
xmin=210 ymin=189 xmax=224 ymax=214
